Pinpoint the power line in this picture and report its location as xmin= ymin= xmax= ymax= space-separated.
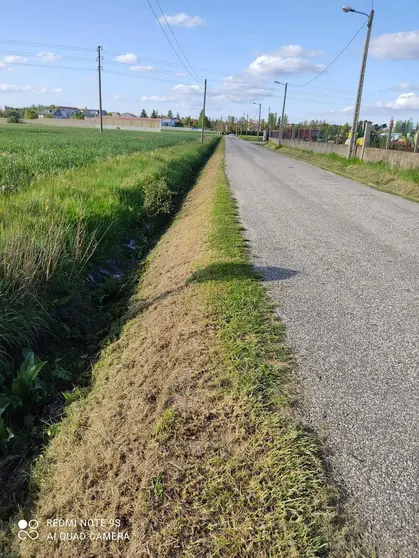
xmin=288 ymin=20 xmax=368 ymax=88
xmin=0 ymin=38 xmax=95 ymax=52
xmin=153 ymin=0 xmax=200 ymax=80
xmin=145 ymin=0 xmax=199 ymax=81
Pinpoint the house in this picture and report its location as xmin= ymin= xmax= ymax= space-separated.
xmin=38 ymin=106 xmax=81 ymax=119
xmin=161 ymin=117 xmax=176 ymax=127
xmin=82 ymin=109 xmax=108 ymax=119
xmin=120 ymin=112 xmax=137 ymax=118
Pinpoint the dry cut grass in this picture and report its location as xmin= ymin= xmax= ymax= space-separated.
xmin=14 ymin=142 xmax=367 ymax=557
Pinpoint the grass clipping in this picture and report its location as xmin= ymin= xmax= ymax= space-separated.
xmin=16 ymin=143 xmax=347 ymax=557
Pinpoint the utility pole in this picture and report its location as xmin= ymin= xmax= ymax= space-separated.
xmin=200 ymin=78 xmax=207 ymax=144
xmin=97 ymin=46 xmax=104 ymax=133
xmin=347 ymin=9 xmax=374 ymax=158
xmin=246 ymin=113 xmax=248 ymax=136
xmin=386 ymin=118 xmax=394 ymax=150
xmin=279 ymin=82 xmax=288 ymax=145
xmin=253 ymin=102 xmax=261 ymax=141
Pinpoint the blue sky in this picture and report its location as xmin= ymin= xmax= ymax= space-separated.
xmin=1 ymin=0 xmax=419 ymax=123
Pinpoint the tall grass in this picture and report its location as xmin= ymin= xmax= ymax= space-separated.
xmin=0 ymin=138 xmax=218 ymax=379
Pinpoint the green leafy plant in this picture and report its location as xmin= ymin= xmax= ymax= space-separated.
xmin=12 ymin=349 xmax=47 ymax=407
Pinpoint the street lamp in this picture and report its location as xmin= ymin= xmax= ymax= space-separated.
xmin=253 ymin=102 xmax=261 ymax=141
xmin=343 ymin=5 xmax=374 ymax=158
xmin=274 ymin=80 xmax=288 ymax=145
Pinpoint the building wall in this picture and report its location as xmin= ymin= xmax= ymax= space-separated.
xmin=0 ymin=117 xmax=161 ymax=131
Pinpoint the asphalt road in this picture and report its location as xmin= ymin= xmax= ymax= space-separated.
xmin=225 ymin=137 xmax=419 ymax=557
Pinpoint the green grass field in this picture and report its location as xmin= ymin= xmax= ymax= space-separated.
xmin=0 ymin=124 xmax=219 ymax=490
xmin=0 ymin=124 xmax=201 ymax=192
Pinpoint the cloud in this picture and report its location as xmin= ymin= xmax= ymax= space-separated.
xmin=172 ymin=84 xmax=203 ymax=93
xmin=114 ymin=53 xmax=138 ymax=64
xmin=329 ymin=106 xmax=354 ymax=114
xmin=371 ymin=30 xmax=419 ymax=60
xmin=36 ymin=51 xmax=61 ymax=62
xmin=212 ymin=74 xmax=274 ymax=103
xmin=247 ymin=52 xmax=324 ymax=77
xmin=140 ymin=95 xmax=176 ymax=102
xmin=129 ymin=65 xmax=155 ymax=71
xmin=2 ymin=55 xmax=28 ymax=64
xmin=175 ymin=72 xmax=188 ymax=77
xmin=115 ymin=94 xmax=123 ymax=100
xmin=0 ymin=84 xmax=62 ymax=94
xmin=376 ymin=92 xmax=419 ymax=110
xmin=157 ymin=13 xmax=204 ymax=28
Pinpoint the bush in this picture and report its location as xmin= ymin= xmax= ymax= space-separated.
xmin=7 ymin=114 xmax=20 ymax=124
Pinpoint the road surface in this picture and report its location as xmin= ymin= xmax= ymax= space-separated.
xmin=225 ymin=137 xmax=419 ymax=557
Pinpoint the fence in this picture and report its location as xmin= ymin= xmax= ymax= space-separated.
xmin=270 ymin=136 xmax=419 ymax=170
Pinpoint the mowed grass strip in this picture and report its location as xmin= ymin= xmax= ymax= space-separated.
xmin=15 ymin=141 xmax=363 ymax=557
xmin=267 ymin=143 xmax=419 ymax=202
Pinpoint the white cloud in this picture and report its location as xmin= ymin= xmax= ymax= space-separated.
xmin=376 ymin=92 xmax=419 ymax=110
xmin=371 ymin=30 xmax=419 ymax=60
xmin=129 ymin=65 xmax=155 ymax=72
xmin=175 ymin=72 xmax=188 ymax=77
xmin=172 ymin=84 xmax=203 ymax=93
xmin=115 ymin=94 xmax=123 ymax=100
xmin=114 ymin=53 xmax=138 ymax=64
xmin=0 ymin=84 xmax=62 ymax=94
xmin=247 ymin=53 xmax=324 ymax=77
xmin=213 ymin=74 xmax=274 ymax=103
xmin=140 ymin=95 xmax=176 ymax=102
xmin=278 ymin=45 xmax=304 ymax=57
xmin=158 ymin=13 xmax=204 ymax=28
xmin=2 ymin=55 xmax=28 ymax=64
xmin=36 ymin=51 xmax=61 ymax=62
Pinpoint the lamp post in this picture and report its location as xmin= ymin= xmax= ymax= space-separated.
xmin=343 ymin=5 xmax=374 ymax=158
xmin=274 ymin=81 xmax=288 ymax=145
xmin=253 ymin=102 xmax=261 ymax=141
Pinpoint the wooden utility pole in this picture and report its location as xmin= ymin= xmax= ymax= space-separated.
xmin=200 ymin=78 xmax=207 ymax=144
xmin=97 ymin=46 xmax=103 ymax=133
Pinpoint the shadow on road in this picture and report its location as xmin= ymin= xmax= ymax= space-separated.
xmin=189 ymin=263 xmax=298 ymax=283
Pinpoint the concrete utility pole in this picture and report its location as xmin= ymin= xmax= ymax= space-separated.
xmin=361 ymin=121 xmax=371 ymax=160
xmin=200 ymin=78 xmax=207 ymax=144
xmin=97 ymin=46 xmax=103 ymax=133
xmin=386 ymin=118 xmax=394 ymax=150
xmin=253 ymin=102 xmax=261 ymax=141
xmin=274 ymin=81 xmax=288 ymax=145
xmin=345 ymin=7 xmax=374 ymax=158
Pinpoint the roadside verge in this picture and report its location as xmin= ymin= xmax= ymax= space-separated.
xmin=17 ymin=141 xmax=363 ymax=557
xmin=266 ymin=142 xmax=419 ymax=202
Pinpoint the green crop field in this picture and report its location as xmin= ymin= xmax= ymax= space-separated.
xmin=0 ymin=124 xmax=219 ymax=505
xmin=0 ymin=124 xmax=200 ymax=192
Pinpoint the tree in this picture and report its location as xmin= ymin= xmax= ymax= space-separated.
xmin=181 ymin=115 xmax=192 ymax=127
xmin=176 ymin=112 xmax=180 ymax=119
xmin=151 ymin=109 xmax=158 ymax=118
xmin=199 ymin=109 xmax=211 ymax=130
xmin=72 ymin=113 xmax=85 ymax=120
xmin=7 ymin=111 xmax=20 ymax=123
xmin=24 ymin=108 xmax=38 ymax=119
xmin=140 ymin=109 xmax=147 ymax=118
xmin=167 ymin=109 xmax=173 ymax=119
